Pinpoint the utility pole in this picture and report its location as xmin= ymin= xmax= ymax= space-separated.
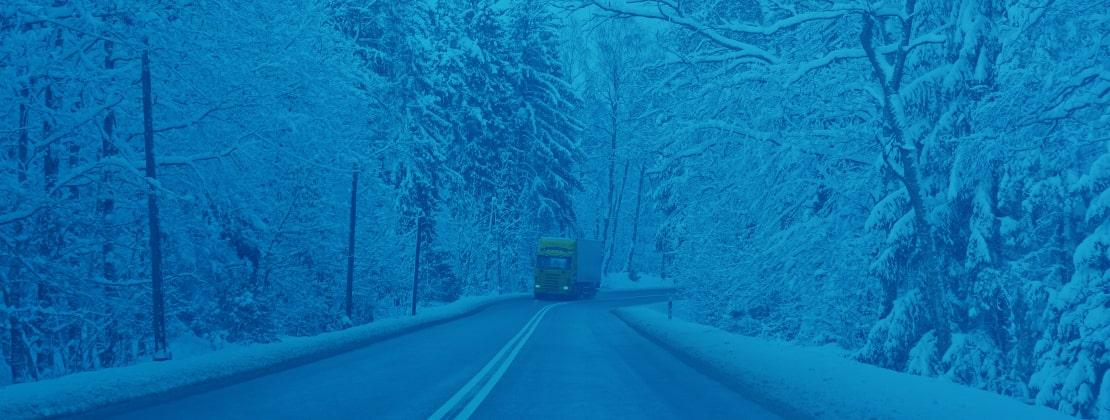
xmin=345 ymin=165 xmax=358 ymax=322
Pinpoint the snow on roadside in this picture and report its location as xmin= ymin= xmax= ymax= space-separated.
xmin=602 ymin=271 xmax=674 ymax=290
xmin=0 ymin=293 xmax=529 ymax=420
xmin=613 ymin=302 xmax=1072 ymax=420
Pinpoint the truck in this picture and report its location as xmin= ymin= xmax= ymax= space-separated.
xmin=533 ymin=237 xmax=603 ymax=300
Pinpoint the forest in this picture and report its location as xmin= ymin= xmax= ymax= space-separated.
xmin=1 ymin=0 xmax=1108 ymax=418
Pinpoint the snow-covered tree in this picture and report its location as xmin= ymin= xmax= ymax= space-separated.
xmin=578 ymin=1 xmax=1108 ymax=416
xmin=0 ymin=0 xmax=385 ymax=380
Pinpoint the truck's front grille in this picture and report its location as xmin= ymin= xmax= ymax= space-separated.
xmin=536 ymin=271 xmax=565 ymax=287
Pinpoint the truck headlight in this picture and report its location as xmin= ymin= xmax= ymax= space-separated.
xmin=562 ymin=286 xmax=569 ymax=290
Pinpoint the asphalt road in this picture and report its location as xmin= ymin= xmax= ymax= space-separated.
xmin=105 ymin=290 xmax=782 ymax=420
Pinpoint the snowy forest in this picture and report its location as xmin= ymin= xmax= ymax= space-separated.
xmin=1 ymin=0 xmax=1108 ymax=418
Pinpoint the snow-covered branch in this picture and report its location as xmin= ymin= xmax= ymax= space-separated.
xmin=141 ymin=147 xmax=239 ymax=168
xmin=680 ymin=120 xmax=778 ymax=144
xmin=788 ymin=48 xmax=867 ymax=83
xmin=30 ymin=96 xmax=124 ymax=154
xmin=586 ymin=0 xmax=779 ymax=64
xmin=717 ymin=6 xmax=860 ymax=36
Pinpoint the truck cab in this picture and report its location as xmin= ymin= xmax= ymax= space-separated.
xmin=534 ymin=237 xmax=602 ymax=300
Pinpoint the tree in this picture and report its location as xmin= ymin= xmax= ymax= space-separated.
xmin=505 ymin=0 xmax=585 ymax=234
xmin=579 ymin=19 xmax=660 ymax=274
xmin=576 ymin=0 xmax=1109 ymax=415
xmin=0 ymin=0 xmax=384 ymax=379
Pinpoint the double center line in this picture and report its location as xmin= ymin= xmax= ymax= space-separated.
xmin=428 ymin=302 xmax=570 ymax=420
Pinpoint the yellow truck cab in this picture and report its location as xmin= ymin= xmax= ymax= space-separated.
xmin=533 ymin=237 xmax=603 ymax=300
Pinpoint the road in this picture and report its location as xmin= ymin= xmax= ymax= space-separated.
xmin=103 ymin=290 xmax=782 ymax=419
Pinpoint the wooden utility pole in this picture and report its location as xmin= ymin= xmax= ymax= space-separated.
xmin=142 ymin=38 xmax=169 ymax=361
xmin=346 ymin=166 xmax=358 ymax=321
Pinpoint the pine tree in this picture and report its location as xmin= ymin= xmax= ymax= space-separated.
xmin=504 ymin=0 xmax=584 ymax=234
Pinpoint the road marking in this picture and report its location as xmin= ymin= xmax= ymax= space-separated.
xmin=429 ymin=302 xmax=570 ymax=420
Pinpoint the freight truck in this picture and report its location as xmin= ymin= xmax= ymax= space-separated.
xmin=533 ymin=237 xmax=603 ymax=300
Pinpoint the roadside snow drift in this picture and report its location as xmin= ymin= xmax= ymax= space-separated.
xmin=602 ymin=272 xmax=674 ymax=291
xmin=0 ymin=294 xmax=528 ymax=420
xmin=613 ymin=303 xmax=1072 ymax=420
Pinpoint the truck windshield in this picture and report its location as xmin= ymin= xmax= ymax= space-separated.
xmin=536 ymin=256 xmax=571 ymax=270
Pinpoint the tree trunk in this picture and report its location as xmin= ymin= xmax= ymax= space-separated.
xmin=346 ymin=167 xmax=358 ymax=322
xmin=5 ymin=265 xmax=28 ymax=384
xmin=602 ymin=63 xmax=621 ymax=247
xmin=142 ymin=40 xmax=169 ymax=361
xmin=411 ymin=215 xmax=423 ymax=316
xmin=604 ymin=160 xmax=630 ymax=272
xmin=43 ymin=84 xmax=58 ymax=192
xmin=18 ymin=85 xmax=28 ymax=183
xmin=496 ymin=236 xmax=503 ymax=294
xmin=8 ymin=23 xmax=31 ymax=384
xmin=100 ymin=37 xmax=118 ymax=283
xmin=602 ymin=151 xmax=615 ymax=246
xmin=624 ymin=163 xmax=646 ymax=274
xmin=594 ymin=191 xmax=602 ymax=240
xmin=43 ymin=29 xmax=61 ymax=193
xmin=861 ymin=4 xmax=950 ymax=356
xmin=67 ymin=142 xmax=79 ymax=198
xmin=96 ymin=34 xmax=120 ymax=371
xmin=487 ymin=195 xmax=495 ymax=292
xmin=899 ymin=145 xmax=951 ymax=355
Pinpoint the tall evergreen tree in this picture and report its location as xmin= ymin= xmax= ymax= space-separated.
xmin=504 ymin=0 xmax=584 ymax=234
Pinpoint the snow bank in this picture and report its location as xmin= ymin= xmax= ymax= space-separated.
xmin=602 ymin=272 xmax=675 ymax=290
xmin=0 ymin=294 xmax=528 ymax=420
xmin=613 ymin=303 xmax=1072 ymax=420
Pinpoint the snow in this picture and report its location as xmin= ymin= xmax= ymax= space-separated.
xmin=1084 ymin=187 xmax=1110 ymax=223
xmin=601 ymin=271 xmax=675 ymax=291
xmin=612 ymin=302 xmax=1073 ymax=420
xmin=1100 ymin=370 xmax=1110 ymax=419
xmin=865 ymin=187 xmax=908 ymax=233
xmin=0 ymin=286 xmax=1084 ymax=420
xmin=966 ymin=230 xmax=991 ymax=269
xmin=0 ymin=294 xmax=528 ymax=420
xmin=1073 ymin=224 xmax=1109 ymax=272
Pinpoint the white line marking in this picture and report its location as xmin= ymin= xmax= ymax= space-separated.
xmin=455 ymin=302 xmax=554 ymax=418
xmin=429 ymin=302 xmax=569 ymax=420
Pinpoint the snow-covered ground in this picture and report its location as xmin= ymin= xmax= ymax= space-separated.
xmin=0 ymin=281 xmax=1073 ymax=419
xmin=602 ymin=271 xmax=675 ymax=290
xmin=0 ymin=294 xmax=528 ymax=420
xmin=613 ymin=302 xmax=1073 ymax=420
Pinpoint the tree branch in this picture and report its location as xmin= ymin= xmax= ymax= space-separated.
xmin=586 ymin=0 xmax=778 ymax=64
xmin=788 ymin=48 xmax=867 ymax=83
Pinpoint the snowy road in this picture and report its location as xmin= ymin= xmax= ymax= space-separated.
xmin=99 ymin=290 xmax=781 ymax=419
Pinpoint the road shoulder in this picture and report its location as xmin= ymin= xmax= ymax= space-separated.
xmin=0 ymin=294 xmax=529 ymax=420
xmin=612 ymin=303 xmax=1070 ymax=420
